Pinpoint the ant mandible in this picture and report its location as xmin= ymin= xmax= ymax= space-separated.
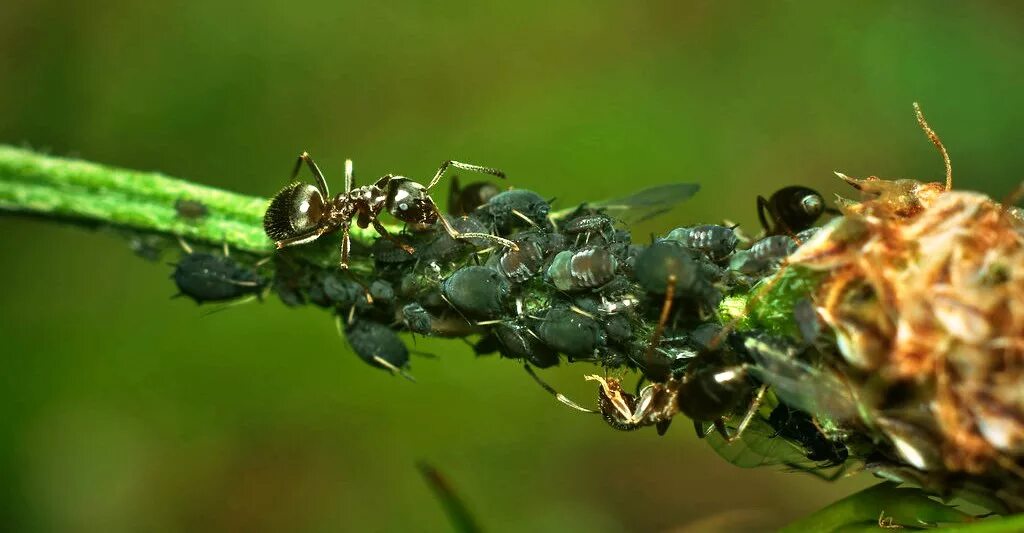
xmin=264 ymin=152 xmax=517 ymax=269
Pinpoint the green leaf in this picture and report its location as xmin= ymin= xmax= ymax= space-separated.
xmin=780 ymin=482 xmax=972 ymax=532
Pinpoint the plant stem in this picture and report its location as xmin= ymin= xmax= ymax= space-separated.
xmin=0 ymin=145 xmax=383 ymax=255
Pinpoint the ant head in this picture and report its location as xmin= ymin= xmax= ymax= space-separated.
xmin=799 ymin=189 xmax=825 ymax=218
xmin=387 ymin=178 xmax=438 ymax=225
xmin=263 ymin=182 xmax=327 ymax=240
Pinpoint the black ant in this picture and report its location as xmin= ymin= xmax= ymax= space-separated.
xmin=264 ymin=152 xmax=517 ymax=269
xmin=757 ymin=186 xmax=839 ymax=237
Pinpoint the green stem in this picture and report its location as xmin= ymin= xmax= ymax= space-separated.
xmin=0 ymin=145 xmax=382 ymax=255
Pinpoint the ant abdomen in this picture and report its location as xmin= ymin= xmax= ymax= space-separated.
xmin=264 ymin=182 xmax=327 ymax=241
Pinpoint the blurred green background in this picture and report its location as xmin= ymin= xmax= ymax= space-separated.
xmin=1 ymin=1 xmax=1023 ymax=531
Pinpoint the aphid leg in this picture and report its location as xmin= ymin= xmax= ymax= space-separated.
xmin=523 ymin=364 xmax=597 ymax=413
xmin=725 ymin=383 xmax=768 ymax=444
xmin=913 ymin=102 xmax=952 ymax=191
xmin=435 ymin=207 xmax=519 ymax=251
xmin=374 ymin=356 xmax=417 ymax=383
xmin=292 ymin=151 xmax=331 ymax=196
xmin=371 ymin=219 xmax=415 ymax=255
xmin=427 ymin=160 xmax=505 ymax=190
xmin=174 ymin=237 xmax=196 ymax=255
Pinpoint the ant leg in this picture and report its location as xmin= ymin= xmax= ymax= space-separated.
xmin=291 ymin=152 xmax=331 ymax=197
xmin=756 ymin=196 xmax=773 ymax=234
xmin=427 ymin=160 xmax=506 ymax=190
xmin=435 ymin=206 xmax=519 ymax=251
xmin=344 ymin=158 xmax=354 ymax=193
xmin=524 ymin=364 xmax=597 ymax=413
xmin=371 ymin=219 xmax=415 ymax=255
xmin=339 ymin=223 xmax=352 ymax=269
xmin=274 ymin=225 xmax=331 ymax=249
xmin=725 ymin=383 xmax=768 ymax=444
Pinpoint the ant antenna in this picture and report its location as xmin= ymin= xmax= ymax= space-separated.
xmin=416 ymin=462 xmax=482 ymax=533
xmin=643 ymin=274 xmax=677 ymax=381
xmin=913 ymin=102 xmax=952 ymax=191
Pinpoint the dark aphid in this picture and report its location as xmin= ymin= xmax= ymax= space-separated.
xmin=174 ymin=198 xmax=209 ymax=221
xmin=344 ymin=320 xmax=410 ymax=374
xmin=420 ymin=215 xmax=493 ymax=263
xmin=757 ymin=186 xmax=832 ymax=236
xmin=604 ymin=314 xmax=633 ymax=344
xmin=441 ymin=266 xmax=510 ymax=319
xmin=172 ymin=252 xmax=265 ymax=304
xmin=493 ymin=321 xmax=559 ymax=368
xmin=497 ymin=237 xmax=546 ymax=283
xmin=537 ymin=306 xmax=605 ymax=360
xmin=633 ymin=241 xmax=698 ymax=295
xmin=402 ymin=303 xmax=433 ymax=335
xmin=264 ymin=153 xmax=514 ymax=269
xmin=768 ymin=404 xmax=849 ymax=466
xmin=730 ymin=227 xmax=819 ymax=275
xmin=478 ymin=189 xmax=552 ymax=233
xmin=663 ymin=224 xmax=738 ymax=262
xmin=372 ymin=234 xmax=419 ymax=265
xmin=447 ymin=175 xmax=500 ymax=216
xmin=308 ymin=270 xmax=361 ymax=308
xmin=546 ymin=247 xmax=619 ymax=291
xmin=369 ymin=280 xmax=395 ymax=304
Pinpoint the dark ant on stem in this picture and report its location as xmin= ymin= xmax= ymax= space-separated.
xmin=263 ymin=152 xmax=517 ymax=269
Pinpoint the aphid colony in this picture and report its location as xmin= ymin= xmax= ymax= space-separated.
xmin=229 ymin=150 xmax=847 ymax=480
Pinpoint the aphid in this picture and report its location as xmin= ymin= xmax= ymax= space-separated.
xmin=492 ymin=321 xmax=559 ymax=368
xmin=343 ymin=319 xmax=411 ymax=378
xmin=536 ymin=306 xmax=605 ymax=360
xmin=174 ymin=198 xmax=208 ymax=221
xmin=757 ymin=186 xmax=833 ymax=236
xmin=307 ymin=270 xmax=361 ymax=308
xmin=421 ymin=215 xmax=495 ymax=262
xmin=730 ymin=228 xmax=819 ymax=275
xmin=634 ymin=241 xmax=721 ymax=308
xmin=663 ymin=224 xmax=739 ymax=262
xmin=562 ymin=212 xmax=616 ymax=246
xmin=172 ymin=245 xmax=265 ymax=304
xmin=401 ymin=303 xmax=433 ymax=335
xmin=447 ymin=175 xmax=500 ymax=216
xmin=441 ymin=266 xmax=510 ymax=320
xmin=497 ymin=236 xmax=546 ymax=283
xmin=478 ymin=189 xmax=552 ymax=233
xmin=546 ymin=247 xmax=619 ymax=291
xmin=264 ymin=153 xmax=515 ymax=269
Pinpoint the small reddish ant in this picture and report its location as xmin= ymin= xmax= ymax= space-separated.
xmin=264 ymin=152 xmax=517 ymax=269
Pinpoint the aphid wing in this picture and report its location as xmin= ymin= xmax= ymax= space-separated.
xmin=598 ymin=183 xmax=702 ymax=224
xmin=705 ymin=415 xmax=807 ymax=468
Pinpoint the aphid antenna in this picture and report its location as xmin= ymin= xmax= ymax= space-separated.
xmin=525 ymin=364 xmax=597 ymax=414
xmin=643 ymin=273 xmax=677 ymax=379
xmin=439 ymin=292 xmax=474 ymax=327
xmin=408 ymin=349 xmax=437 ymax=359
xmin=569 ymin=305 xmax=596 ymax=320
xmin=510 ymin=209 xmax=540 ymax=228
xmin=912 ymin=102 xmax=953 ymax=191
xmin=374 ymin=356 xmax=417 ymax=383
xmin=998 ymin=181 xmax=1024 ymax=214
xmin=474 ymin=319 xmax=503 ymax=326
xmin=221 ymin=240 xmax=230 ymax=257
